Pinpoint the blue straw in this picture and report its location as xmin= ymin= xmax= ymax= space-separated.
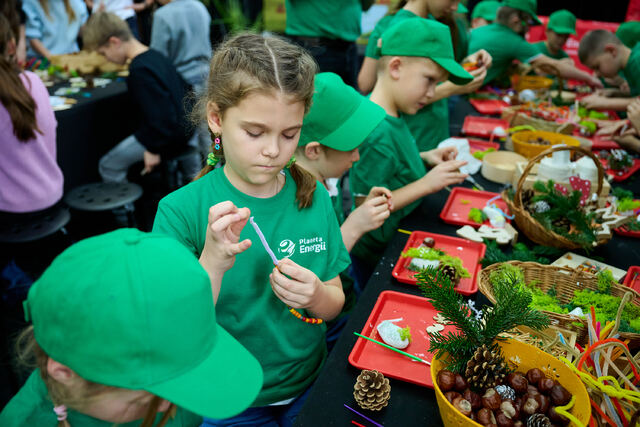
xmin=344 ymin=404 xmax=384 ymax=427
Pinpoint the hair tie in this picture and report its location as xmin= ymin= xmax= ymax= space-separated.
xmin=207 ymin=152 xmax=220 ymax=167
xmin=286 ymin=156 xmax=296 ymax=169
xmin=53 ymin=404 xmax=67 ymax=421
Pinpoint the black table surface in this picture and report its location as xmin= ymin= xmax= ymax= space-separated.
xmin=295 ymin=99 xmax=640 ymax=427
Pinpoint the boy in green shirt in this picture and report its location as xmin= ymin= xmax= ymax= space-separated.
xmin=532 ymin=9 xmax=575 ymax=61
xmin=468 ymin=0 xmax=601 ymax=86
xmin=579 ymin=29 xmax=640 ymax=110
xmin=349 ymin=17 xmax=472 ymax=284
xmin=470 ymin=0 xmax=501 ymax=29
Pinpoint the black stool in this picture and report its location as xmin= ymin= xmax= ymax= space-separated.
xmin=64 ymin=182 xmax=143 ymax=227
xmin=0 ymin=204 xmax=70 ymax=244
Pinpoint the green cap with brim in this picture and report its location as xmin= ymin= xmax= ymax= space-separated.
xmin=502 ymin=0 xmax=541 ymax=25
xmin=377 ymin=17 xmax=474 ymax=85
xmin=457 ymin=3 xmax=469 ymax=14
xmin=617 ymin=21 xmax=640 ymax=48
xmin=471 ymin=1 xmax=501 ymax=21
xmin=299 ymin=72 xmax=386 ymax=150
xmin=547 ymin=9 xmax=577 ymax=35
xmin=24 ymin=229 xmax=263 ymax=420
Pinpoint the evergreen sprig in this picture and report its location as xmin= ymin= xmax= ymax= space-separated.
xmin=417 ymin=267 xmax=549 ymax=374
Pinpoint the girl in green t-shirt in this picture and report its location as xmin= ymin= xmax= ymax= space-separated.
xmin=153 ymin=33 xmax=352 ymax=425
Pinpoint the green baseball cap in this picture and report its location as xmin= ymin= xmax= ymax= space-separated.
xmin=23 ymin=229 xmax=263 ymax=420
xmin=378 ymin=17 xmax=474 ymax=85
xmin=299 ymin=72 xmax=386 ymax=150
xmin=502 ymin=0 xmax=541 ymax=25
xmin=617 ymin=21 xmax=640 ymax=48
xmin=471 ymin=1 xmax=501 ymax=21
xmin=547 ymin=9 xmax=577 ymax=35
xmin=457 ymin=2 xmax=469 ymax=14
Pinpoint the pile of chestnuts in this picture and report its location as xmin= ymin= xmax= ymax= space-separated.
xmin=436 ymin=367 xmax=573 ymax=426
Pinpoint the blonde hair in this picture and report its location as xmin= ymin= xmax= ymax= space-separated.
xmin=16 ymin=327 xmax=176 ymax=427
xmin=193 ymin=32 xmax=319 ymax=209
xmin=39 ymin=0 xmax=77 ymax=22
xmin=81 ymin=12 xmax=133 ymax=51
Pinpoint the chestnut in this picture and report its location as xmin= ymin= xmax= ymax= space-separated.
xmin=507 ymin=373 xmax=528 ymax=394
xmin=495 ymin=411 xmax=514 ymax=427
xmin=454 ymin=374 xmax=469 ymax=392
xmin=522 ymin=396 xmax=540 ymax=415
xmin=526 ymin=384 xmax=540 ymax=396
xmin=500 ymin=400 xmax=519 ymax=420
xmin=526 ymin=368 xmax=543 ymax=385
xmin=549 ymin=406 xmax=570 ymax=426
xmin=437 ymin=370 xmax=456 ymax=392
xmin=463 ymin=388 xmax=482 ymax=410
xmin=513 ymin=396 xmax=523 ymax=413
xmin=444 ymin=391 xmax=461 ymax=403
xmin=514 ymin=422 xmax=523 ymax=427
xmin=538 ymin=377 xmax=555 ymax=394
xmin=482 ymin=388 xmax=502 ymax=410
xmin=476 ymin=408 xmax=496 ymax=426
xmin=534 ymin=394 xmax=550 ymax=414
xmin=452 ymin=397 xmax=472 ymax=416
xmin=550 ymin=384 xmax=572 ymax=406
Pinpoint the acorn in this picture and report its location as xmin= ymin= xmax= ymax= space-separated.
xmin=550 ymin=385 xmax=571 ymax=406
xmin=482 ymin=388 xmax=502 ymax=411
xmin=454 ymin=374 xmax=469 ymax=392
xmin=526 ymin=368 xmax=543 ymax=385
xmin=437 ymin=370 xmax=456 ymax=392
xmin=463 ymin=388 xmax=482 ymax=410
xmin=452 ymin=397 xmax=472 ymax=417
xmin=507 ymin=373 xmax=528 ymax=395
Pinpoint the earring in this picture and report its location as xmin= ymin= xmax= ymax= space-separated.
xmin=210 ymin=131 xmax=221 ymax=151
xmin=286 ymin=156 xmax=296 ymax=169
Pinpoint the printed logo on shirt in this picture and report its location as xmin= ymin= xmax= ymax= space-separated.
xmin=278 ymin=237 xmax=328 ymax=257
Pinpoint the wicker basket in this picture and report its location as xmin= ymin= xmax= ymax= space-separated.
xmin=502 ymin=145 xmax=609 ymax=250
xmin=501 ymin=106 xmax=575 ymax=134
xmin=479 ymin=261 xmax=640 ymax=348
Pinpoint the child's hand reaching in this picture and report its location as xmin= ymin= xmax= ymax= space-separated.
xmin=421 ymin=146 xmax=458 ymax=166
xmin=269 ymin=258 xmax=322 ymax=309
xmin=199 ymin=202 xmax=252 ymax=275
xmin=352 ymin=187 xmax=392 ymax=230
xmin=423 ymin=160 xmax=468 ymax=193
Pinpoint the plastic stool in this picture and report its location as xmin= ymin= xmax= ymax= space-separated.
xmin=0 ymin=204 xmax=70 ymax=244
xmin=64 ymin=182 xmax=143 ymax=227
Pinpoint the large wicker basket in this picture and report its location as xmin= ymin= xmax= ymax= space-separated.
xmin=502 ymin=145 xmax=609 ymax=250
xmin=479 ymin=261 xmax=640 ymax=348
xmin=501 ymin=106 xmax=575 ymax=134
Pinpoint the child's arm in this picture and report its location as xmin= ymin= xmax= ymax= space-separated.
xmin=531 ymin=55 xmax=603 ymax=88
xmin=613 ymin=133 xmax=640 ymax=154
xmin=29 ymin=38 xmax=51 ymax=60
xmin=199 ymin=202 xmax=252 ymax=304
xmin=581 ymin=94 xmax=633 ymax=111
xmin=149 ymin=14 xmax=170 ymax=57
xmin=341 ymin=187 xmax=393 ymax=251
xmin=270 ymin=258 xmax=345 ymax=321
xmin=358 ymin=57 xmax=378 ymax=93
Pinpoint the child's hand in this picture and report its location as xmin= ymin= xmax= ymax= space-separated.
xmin=595 ymin=119 xmax=628 ymax=136
xmin=464 ymin=49 xmax=493 ymax=70
xmin=142 ymin=150 xmax=161 ymax=175
xmin=423 ymin=160 xmax=468 ymax=193
xmin=627 ymin=98 xmax=640 ymax=132
xmin=349 ymin=187 xmax=393 ymax=233
xmin=269 ymin=258 xmax=322 ymax=309
xmin=199 ymin=202 xmax=252 ymax=274
xmin=580 ymin=94 xmax=610 ymax=109
xmin=421 ymin=146 xmax=457 ymax=166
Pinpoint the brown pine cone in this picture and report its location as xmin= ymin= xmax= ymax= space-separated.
xmin=353 ymin=369 xmax=391 ymax=411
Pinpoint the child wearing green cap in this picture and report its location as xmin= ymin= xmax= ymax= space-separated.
xmin=295 ymin=72 xmax=391 ymax=340
xmin=468 ymin=0 xmax=602 ymax=87
xmin=0 ymin=229 xmax=263 ymax=426
xmin=349 ymin=17 xmax=471 ymax=283
xmin=470 ymin=0 xmax=501 ymax=29
xmin=532 ymin=9 xmax=576 ymax=62
xmin=616 ymin=21 xmax=640 ymax=49
xmin=357 ymin=0 xmax=492 ymax=151
xmin=579 ymin=29 xmax=640 ymax=110
xmin=153 ymin=33 xmax=351 ymax=425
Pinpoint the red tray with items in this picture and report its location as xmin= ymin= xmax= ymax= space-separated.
xmin=462 ymin=116 xmax=509 ymax=139
xmin=623 ymin=266 xmax=640 ymax=293
xmin=391 ymin=231 xmax=485 ymax=296
xmin=440 ymin=187 xmax=511 ymax=228
xmin=467 ymin=139 xmax=501 ymax=154
xmin=576 ymin=132 xmax=621 ymax=150
xmin=469 ymin=99 xmax=510 ymax=115
xmin=614 ymin=202 xmax=640 ymax=237
xmin=595 ymin=153 xmax=640 ymax=182
xmin=348 ymin=290 xmax=457 ymax=388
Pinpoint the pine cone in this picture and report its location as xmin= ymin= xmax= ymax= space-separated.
xmin=532 ymin=200 xmax=550 ymax=213
xmin=495 ymin=384 xmax=516 ymax=400
xmin=552 ymin=217 xmax=571 ymax=231
xmin=526 ymin=413 xmax=551 ymax=427
xmin=438 ymin=264 xmax=458 ymax=284
xmin=522 ymin=189 xmax=535 ymax=206
xmin=353 ymin=369 xmax=390 ymax=411
xmin=464 ymin=344 xmax=508 ymax=390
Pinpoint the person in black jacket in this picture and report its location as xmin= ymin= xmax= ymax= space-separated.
xmin=82 ymin=11 xmax=196 ymax=183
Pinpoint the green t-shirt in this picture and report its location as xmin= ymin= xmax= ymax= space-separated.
xmin=468 ymin=23 xmax=542 ymax=85
xmin=403 ymin=99 xmax=450 ymax=151
xmin=350 ymin=115 xmax=426 ymax=263
xmin=285 ymin=0 xmax=362 ymax=41
xmin=532 ymin=41 xmax=569 ymax=59
xmin=365 ymin=9 xmax=418 ymax=59
xmin=153 ymin=168 xmax=350 ymax=406
xmin=623 ymin=42 xmax=640 ymax=97
xmin=617 ymin=21 xmax=640 ymax=48
xmin=0 ymin=370 xmax=202 ymax=427
xmin=454 ymin=16 xmax=469 ymax=63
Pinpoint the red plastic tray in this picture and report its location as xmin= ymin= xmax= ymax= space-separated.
xmin=440 ymin=187 xmax=511 ymax=228
xmin=462 ymin=116 xmax=509 ymax=139
xmin=623 ymin=267 xmax=640 ymax=292
xmin=467 ymin=139 xmax=501 ymax=154
xmin=391 ymin=231 xmax=485 ymax=296
xmin=576 ymin=131 xmax=621 ymax=150
xmin=348 ymin=290 xmax=457 ymax=388
xmin=470 ymin=99 xmax=509 ymax=115
xmin=615 ymin=225 xmax=640 ymax=238
xmin=595 ymin=154 xmax=640 ymax=182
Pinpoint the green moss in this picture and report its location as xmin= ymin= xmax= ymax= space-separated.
xmin=571 ymin=289 xmax=640 ymax=333
xmin=399 ymin=326 xmax=412 ymax=342
xmin=597 ymin=270 xmax=615 ymax=294
xmin=617 ymin=198 xmax=640 ymax=212
xmin=402 ymin=247 xmax=470 ymax=279
xmin=468 ymin=207 xmax=487 ymax=224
